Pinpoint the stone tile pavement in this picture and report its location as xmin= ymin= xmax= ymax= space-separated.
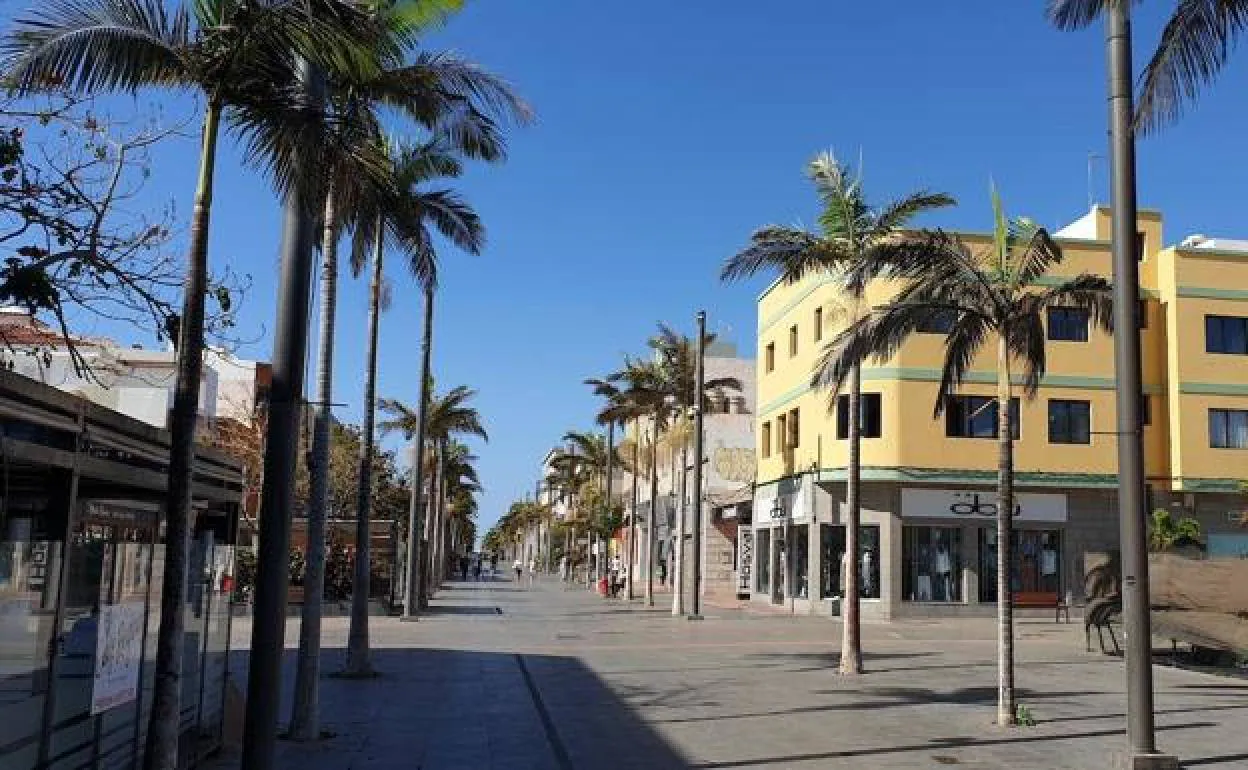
xmin=208 ymin=572 xmax=1248 ymax=769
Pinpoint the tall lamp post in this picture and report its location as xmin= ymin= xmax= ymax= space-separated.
xmin=1105 ymin=5 xmax=1175 ymax=769
xmin=689 ymin=311 xmax=707 ymax=620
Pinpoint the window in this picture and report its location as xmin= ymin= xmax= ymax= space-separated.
xmin=1206 ymin=316 xmax=1248 ymax=355
xmin=1140 ymin=395 xmax=1151 ymax=427
xmin=787 ymin=408 xmax=800 ymax=448
xmin=814 ymin=306 xmax=823 ymax=342
xmin=761 ymin=421 xmax=771 ymax=458
xmin=1210 ymin=409 xmax=1248 ymax=449
xmin=1136 ymin=231 xmax=1147 ymax=261
xmin=776 ymin=413 xmax=787 ymax=455
xmin=1047 ymin=307 xmax=1090 ymax=342
xmin=1048 ymin=400 xmax=1091 ymax=444
xmin=791 ymin=524 xmax=810 ymax=599
xmin=789 ymin=325 xmax=798 ymax=357
xmin=917 ymin=309 xmax=957 ymax=334
xmin=820 ymin=524 xmax=881 ymax=599
xmin=765 ymin=343 xmax=775 ymax=372
xmin=979 ymin=529 xmax=1062 ymax=602
xmin=946 ymin=396 xmax=1019 ymax=439
xmin=902 ymin=527 xmax=962 ymax=602
xmin=755 ymin=528 xmax=771 ymax=594
xmin=1138 ymin=299 xmax=1148 ymax=330
xmin=836 ymin=393 xmax=882 ymax=439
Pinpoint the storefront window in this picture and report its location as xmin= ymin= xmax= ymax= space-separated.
xmin=755 ymin=528 xmax=770 ymax=594
xmin=979 ymin=529 xmax=1062 ymax=602
xmin=902 ymin=527 xmax=962 ymax=602
xmin=820 ymin=524 xmax=881 ymax=599
xmin=791 ymin=525 xmax=809 ymax=599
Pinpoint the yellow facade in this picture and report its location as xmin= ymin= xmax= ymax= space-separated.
xmin=755 ymin=207 xmax=1247 ymax=494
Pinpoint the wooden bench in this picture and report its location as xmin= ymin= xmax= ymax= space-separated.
xmin=1011 ymin=591 xmax=1070 ymax=623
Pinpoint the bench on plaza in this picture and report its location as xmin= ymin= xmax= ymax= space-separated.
xmin=1084 ymin=594 xmax=1122 ymax=654
xmin=1011 ymin=590 xmax=1070 ymax=623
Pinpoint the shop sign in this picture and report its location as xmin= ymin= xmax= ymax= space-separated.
xmin=737 ymin=531 xmax=753 ymax=594
xmin=901 ymin=488 xmax=1067 ymax=523
xmin=91 ymin=602 xmax=144 ymax=714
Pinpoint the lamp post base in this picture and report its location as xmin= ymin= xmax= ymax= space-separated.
xmin=1113 ymin=752 xmax=1180 ymax=770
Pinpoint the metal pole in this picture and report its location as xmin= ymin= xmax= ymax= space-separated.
xmin=402 ymin=285 xmax=434 ymax=619
xmin=627 ymin=426 xmax=640 ymax=600
xmin=604 ymin=421 xmax=615 ymax=593
xmin=690 ymin=311 xmax=707 ymax=620
xmin=1106 ymin=4 xmax=1173 ymax=767
xmin=242 ymin=59 xmax=323 ymax=770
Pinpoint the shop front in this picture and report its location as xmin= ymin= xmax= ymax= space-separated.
xmin=750 ymin=476 xmax=814 ymax=612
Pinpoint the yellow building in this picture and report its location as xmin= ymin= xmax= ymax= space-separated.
xmin=749 ymin=206 xmax=1248 ymax=618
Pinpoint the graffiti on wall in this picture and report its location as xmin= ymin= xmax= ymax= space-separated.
xmin=712 ymin=442 xmax=755 ymax=485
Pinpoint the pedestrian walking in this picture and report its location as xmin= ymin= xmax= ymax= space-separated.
xmin=559 ymin=555 xmax=569 ymax=583
xmin=527 ymin=557 xmax=537 ymax=588
xmin=459 ymin=555 xmax=470 ymax=581
xmin=472 ymin=559 xmax=482 ymax=581
xmin=657 ymin=559 xmax=667 ymax=588
xmin=609 ymin=555 xmax=622 ymax=598
xmin=513 ymin=558 xmax=523 ymax=584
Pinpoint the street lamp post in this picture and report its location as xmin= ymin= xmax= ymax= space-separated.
xmin=689 ymin=311 xmax=707 ymax=620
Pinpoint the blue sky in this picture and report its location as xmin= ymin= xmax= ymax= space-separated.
xmin=23 ymin=2 xmax=1248 ymax=540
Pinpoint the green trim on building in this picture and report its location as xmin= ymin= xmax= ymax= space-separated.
xmin=753 ymin=467 xmax=1240 ymax=493
xmin=1173 ymin=477 xmax=1244 ymax=493
xmin=1176 ymin=286 xmax=1248 ymax=301
xmin=1176 ymin=246 xmax=1248 ymax=260
xmin=1179 ymin=381 xmax=1248 ymax=396
xmin=758 ymin=382 xmax=816 ymax=416
xmin=757 ymin=274 xmax=838 ymax=335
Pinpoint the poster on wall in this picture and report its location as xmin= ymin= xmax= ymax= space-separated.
xmin=91 ymin=602 xmax=145 ymax=714
xmin=737 ymin=531 xmax=753 ymax=596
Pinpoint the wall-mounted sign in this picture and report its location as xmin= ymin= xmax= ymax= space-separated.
xmin=737 ymin=531 xmax=753 ymax=596
xmin=901 ymin=488 xmax=1067 ymax=523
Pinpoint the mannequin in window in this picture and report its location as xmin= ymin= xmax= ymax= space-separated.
xmin=916 ymin=541 xmax=932 ymax=601
xmin=861 ymin=548 xmax=875 ymax=598
xmin=934 ymin=534 xmax=953 ymax=601
xmin=1040 ymin=534 xmax=1059 ymax=592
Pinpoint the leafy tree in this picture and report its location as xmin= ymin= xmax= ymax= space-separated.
xmin=817 ymin=190 xmax=1112 ymax=725
xmin=1148 ymin=509 xmax=1203 ymax=552
xmin=721 ymin=151 xmax=952 ymax=674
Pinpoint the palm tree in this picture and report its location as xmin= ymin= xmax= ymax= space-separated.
xmin=3 ymin=3 xmax=385 ymax=763
xmin=1049 ymin=0 xmax=1248 ymax=134
xmin=422 ymin=385 xmax=489 ymax=592
xmin=816 ymin=190 xmax=1113 ymax=725
xmin=379 ymin=383 xmax=487 ymax=599
xmin=721 ymin=152 xmax=953 ymax=673
xmin=439 ymin=441 xmax=482 ymax=565
xmin=646 ymin=324 xmax=742 ymax=616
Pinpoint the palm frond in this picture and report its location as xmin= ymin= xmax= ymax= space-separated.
xmin=3 ymin=0 xmax=189 ymax=94
xmin=1034 ymin=274 xmax=1115 ymax=332
xmin=934 ymin=314 xmax=994 ymax=416
xmin=871 ymin=191 xmax=956 ymax=234
xmin=1045 ymin=0 xmax=1116 ymax=30
xmin=1005 ymin=303 xmax=1047 ymax=399
xmin=1135 ymin=0 xmax=1248 ymax=133
xmin=720 ymin=225 xmax=848 ymax=284
xmin=1010 ymin=219 xmax=1064 ymax=288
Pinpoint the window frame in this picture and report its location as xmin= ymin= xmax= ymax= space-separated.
xmin=835 ymin=393 xmax=882 ymax=439
xmin=1206 ymin=315 xmax=1248 ymax=355
xmin=1048 ymin=399 xmax=1092 ymax=445
xmin=761 ymin=421 xmax=771 ymax=458
xmin=814 ymin=306 xmax=823 ymax=343
xmin=945 ymin=395 xmax=1020 ymax=439
xmin=765 ymin=342 xmax=775 ymax=372
xmin=1047 ymin=306 xmax=1090 ymax=342
xmin=775 ymin=413 xmax=787 ymax=455
xmin=787 ymin=407 xmax=800 ymax=449
xmin=789 ymin=325 xmax=799 ymax=357
xmin=1209 ymin=408 xmax=1248 ymax=449
xmin=916 ymin=309 xmax=957 ymax=334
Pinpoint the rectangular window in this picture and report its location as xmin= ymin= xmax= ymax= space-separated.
xmin=755 ymin=528 xmax=771 ymax=594
xmin=979 ymin=529 xmax=1062 ymax=603
xmin=917 ymin=309 xmax=957 ymax=334
xmin=789 ymin=325 xmax=798 ymax=357
xmin=1047 ymin=307 xmax=1090 ymax=342
xmin=761 ymin=421 xmax=771 ymax=458
xmin=1206 ymin=315 xmax=1248 ymax=354
xmin=814 ymin=306 xmax=823 ymax=342
xmin=836 ymin=393 xmax=882 ymax=439
xmin=1137 ymin=231 xmax=1147 ymax=261
xmin=1210 ymin=409 xmax=1248 ymax=449
xmin=1140 ymin=395 xmax=1151 ymax=427
xmin=902 ymin=527 xmax=963 ymax=602
xmin=1138 ymin=299 xmax=1148 ymax=329
xmin=787 ymin=408 xmax=800 ymax=449
xmin=820 ymin=524 xmax=881 ymax=599
xmin=765 ymin=343 xmax=775 ymax=372
xmin=946 ymin=396 xmax=1019 ymax=439
xmin=1048 ymin=399 xmax=1091 ymax=444
xmin=775 ymin=413 xmax=787 ymax=455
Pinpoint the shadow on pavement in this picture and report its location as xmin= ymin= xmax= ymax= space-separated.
xmin=217 ymin=645 xmax=692 ymax=770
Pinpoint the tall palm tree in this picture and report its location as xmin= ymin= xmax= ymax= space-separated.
xmin=291 ymin=0 xmax=517 ymax=730
xmin=816 ymin=190 xmax=1113 ymax=725
xmin=1049 ymin=0 xmax=1248 ymax=133
xmin=2 ymin=3 xmax=384 ymax=764
xmin=646 ymin=324 xmax=742 ymax=616
xmin=721 ymin=152 xmax=953 ymax=674
xmin=422 ymin=385 xmax=489 ymax=592
xmin=587 ymin=375 xmax=651 ymax=598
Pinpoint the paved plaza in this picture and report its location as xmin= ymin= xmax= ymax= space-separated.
xmin=210 ymin=577 xmax=1248 ymax=769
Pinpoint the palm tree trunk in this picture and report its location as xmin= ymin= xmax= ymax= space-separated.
xmin=672 ymin=443 xmax=688 ymax=616
xmin=646 ymin=422 xmax=659 ymax=607
xmin=840 ymin=363 xmax=863 ymax=675
xmin=420 ymin=446 xmax=440 ymax=604
xmin=290 ymin=182 xmax=341 ymax=737
xmin=996 ymin=335 xmax=1016 ymax=726
xmin=402 ymin=285 xmax=435 ymax=619
xmin=344 ymin=213 xmax=383 ymax=674
xmin=627 ymin=426 xmax=640 ymax=600
xmin=144 ymin=100 xmax=221 ymax=770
